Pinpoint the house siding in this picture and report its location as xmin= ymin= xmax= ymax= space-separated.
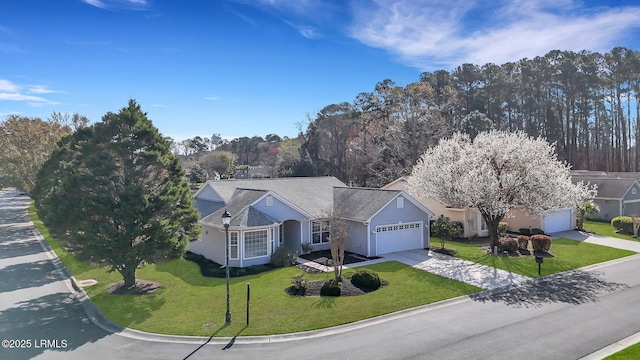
xmin=188 ymin=225 xmax=226 ymax=265
xmin=594 ymin=199 xmax=622 ymax=221
xmin=343 ymin=220 xmax=369 ymax=257
xmin=252 ymin=195 xmax=308 ymax=222
xmin=506 ymin=208 xmax=543 ymax=232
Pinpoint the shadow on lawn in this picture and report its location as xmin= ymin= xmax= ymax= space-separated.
xmin=90 ymin=290 xmax=165 ymax=327
xmin=470 ymin=269 xmax=628 ymax=308
xmin=312 ymin=296 xmax=337 ymax=309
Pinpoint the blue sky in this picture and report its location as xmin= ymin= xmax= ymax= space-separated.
xmin=2 ymin=0 xmax=640 ymax=141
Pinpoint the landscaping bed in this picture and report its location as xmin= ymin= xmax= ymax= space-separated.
xmin=300 ymin=250 xmax=380 ymax=265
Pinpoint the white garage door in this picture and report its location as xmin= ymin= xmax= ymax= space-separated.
xmin=543 ymin=210 xmax=573 ymax=233
xmin=375 ymin=222 xmax=423 ymax=255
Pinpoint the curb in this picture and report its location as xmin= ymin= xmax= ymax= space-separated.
xmin=579 ymin=331 xmax=640 ymax=359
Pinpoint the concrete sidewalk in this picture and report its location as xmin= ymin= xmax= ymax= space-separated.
xmin=553 ymin=230 xmax=640 ymax=252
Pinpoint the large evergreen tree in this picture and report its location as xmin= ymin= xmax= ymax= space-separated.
xmin=34 ymin=100 xmax=200 ymax=288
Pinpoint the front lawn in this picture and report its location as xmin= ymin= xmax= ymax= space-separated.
xmin=605 ymin=341 xmax=640 ymax=359
xmin=440 ymin=237 xmax=636 ymax=278
xmin=29 ymin=203 xmax=481 ymax=337
xmin=584 ymin=220 xmax=638 ymax=242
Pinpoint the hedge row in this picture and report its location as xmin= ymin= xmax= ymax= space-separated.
xmin=611 ymin=216 xmax=635 ymax=235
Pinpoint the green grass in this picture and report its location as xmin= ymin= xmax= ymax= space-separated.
xmin=28 ymin=202 xmax=481 ymax=337
xmin=440 ymin=237 xmax=636 ymax=278
xmin=604 ymin=341 xmax=640 ymax=359
xmin=584 ymin=220 xmax=639 ymax=241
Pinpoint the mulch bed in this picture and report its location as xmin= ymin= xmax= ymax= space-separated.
xmin=299 ymin=250 xmax=379 ymax=265
xmin=285 ymin=278 xmax=377 ymax=297
xmin=105 ymin=280 xmax=162 ymax=295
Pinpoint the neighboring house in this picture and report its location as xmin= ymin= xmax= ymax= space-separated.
xmin=505 ymin=207 xmax=575 ymax=234
xmin=384 ymin=177 xmax=575 ymax=236
xmin=234 ymin=165 xmax=273 ymax=179
xmin=572 ymin=172 xmax=640 ymax=220
xmin=383 ymin=177 xmax=488 ymax=238
xmin=189 ymin=177 xmax=434 ymax=268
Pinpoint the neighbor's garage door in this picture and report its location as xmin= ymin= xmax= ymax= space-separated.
xmin=543 ymin=210 xmax=573 ymax=233
xmin=375 ymin=222 xmax=423 ymax=255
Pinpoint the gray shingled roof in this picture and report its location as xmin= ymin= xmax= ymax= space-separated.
xmin=194 ymin=198 xmax=225 ymax=219
xmin=203 ymin=177 xmax=346 ymax=217
xmin=200 ymin=188 xmax=274 ymax=227
xmin=232 ymin=206 xmax=279 ymax=227
xmin=334 ymin=187 xmax=401 ymax=222
xmin=572 ymin=176 xmax=637 ymax=199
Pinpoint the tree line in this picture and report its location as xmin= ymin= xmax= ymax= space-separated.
xmin=179 ymin=46 xmax=640 ymax=187
xmin=3 ymin=46 xmax=639 ymax=191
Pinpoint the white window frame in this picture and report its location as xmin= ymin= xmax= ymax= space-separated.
xmin=243 ymin=229 xmax=268 ymax=259
xmin=229 ymin=231 xmax=239 ymax=260
xmin=312 ymin=220 xmax=330 ymax=244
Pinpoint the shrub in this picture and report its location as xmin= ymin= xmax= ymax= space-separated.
xmin=290 ymin=274 xmax=308 ymax=295
xmin=498 ymin=237 xmax=518 ymax=252
xmin=320 ymin=278 xmax=341 ymax=296
xmin=431 ymin=215 xmax=463 ymax=247
xmin=531 ymin=228 xmax=545 ymax=235
xmin=519 ymin=228 xmax=531 ymax=236
xmin=531 ymin=234 xmax=552 ymax=252
xmin=270 ymin=247 xmax=297 ymax=267
xmin=611 ymin=216 xmax=634 ymax=235
xmin=351 ymin=269 xmax=381 ymax=290
xmin=184 ymin=251 xmax=276 ymax=277
xmin=498 ymin=222 xmax=509 ymax=235
xmin=301 ymin=243 xmax=314 ymax=254
xmin=516 ymin=235 xmax=530 ymax=250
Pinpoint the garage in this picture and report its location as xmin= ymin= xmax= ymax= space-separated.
xmin=375 ymin=222 xmax=423 ymax=255
xmin=542 ymin=209 xmax=574 ymax=233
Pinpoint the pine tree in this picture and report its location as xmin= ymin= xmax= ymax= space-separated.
xmin=34 ymin=100 xmax=200 ymax=288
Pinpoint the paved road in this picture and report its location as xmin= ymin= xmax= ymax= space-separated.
xmin=2 ymin=188 xmax=640 ymax=360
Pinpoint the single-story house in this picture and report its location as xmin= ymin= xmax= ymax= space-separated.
xmin=384 ymin=177 xmax=575 ymax=236
xmin=572 ymin=172 xmax=640 ymax=220
xmin=189 ymin=177 xmax=434 ymax=268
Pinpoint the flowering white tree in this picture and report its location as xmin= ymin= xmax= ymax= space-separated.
xmin=408 ymin=131 xmax=596 ymax=251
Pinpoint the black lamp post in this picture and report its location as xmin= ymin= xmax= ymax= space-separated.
xmin=222 ymin=210 xmax=232 ymax=325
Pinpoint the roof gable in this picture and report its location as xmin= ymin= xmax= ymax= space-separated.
xmin=200 ymin=188 xmax=268 ymax=227
xmin=333 ymin=186 xmax=437 ymax=222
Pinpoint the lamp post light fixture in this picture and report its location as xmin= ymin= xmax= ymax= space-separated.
xmin=222 ymin=210 xmax=232 ymax=325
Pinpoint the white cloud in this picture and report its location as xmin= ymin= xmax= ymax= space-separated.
xmin=0 ymin=79 xmax=60 ymax=107
xmin=27 ymin=85 xmax=63 ymax=94
xmin=204 ymin=96 xmax=219 ymax=101
xmin=83 ymin=0 xmax=150 ymax=11
xmin=151 ymin=104 xmax=170 ymax=108
xmin=0 ymin=79 xmax=19 ymax=92
xmin=349 ymin=0 xmax=640 ymax=70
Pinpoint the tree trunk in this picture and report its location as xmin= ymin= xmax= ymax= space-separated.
xmin=120 ymin=266 xmax=137 ymax=288
xmin=480 ymin=211 xmax=504 ymax=254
